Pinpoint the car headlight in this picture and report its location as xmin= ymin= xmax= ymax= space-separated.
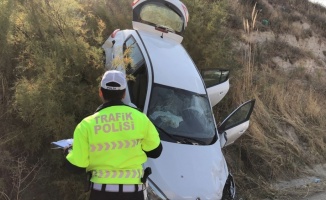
xmin=222 ymin=173 xmax=236 ymax=200
xmin=146 ymin=178 xmax=168 ymax=200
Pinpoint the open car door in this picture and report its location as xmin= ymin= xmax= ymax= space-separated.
xmin=201 ymin=69 xmax=230 ymax=107
xmin=218 ymin=99 xmax=256 ymax=148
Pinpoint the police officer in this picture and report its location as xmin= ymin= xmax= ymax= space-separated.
xmin=65 ymin=70 xmax=162 ymax=200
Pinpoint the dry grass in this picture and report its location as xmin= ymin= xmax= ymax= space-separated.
xmin=236 ymin=0 xmax=326 ymax=37
xmin=227 ymin=62 xmax=326 ymax=198
xmin=224 ymin=2 xmax=326 ymax=199
xmin=110 ymin=46 xmax=136 ymax=82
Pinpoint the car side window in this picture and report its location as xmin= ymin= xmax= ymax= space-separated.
xmin=124 ymin=36 xmax=148 ymax=111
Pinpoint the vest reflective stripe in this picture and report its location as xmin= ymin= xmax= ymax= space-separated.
xmin=92 ymin=169 xmax=144 ymax=179
xmin=90 ymin=139 xmax=141 ymax=152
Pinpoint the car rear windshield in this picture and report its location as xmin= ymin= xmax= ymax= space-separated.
xmin=135 ymin=2 xmax=184 ymax=34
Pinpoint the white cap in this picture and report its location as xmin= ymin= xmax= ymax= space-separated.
xmin=100 ymin=70 xmax=127 ymax=90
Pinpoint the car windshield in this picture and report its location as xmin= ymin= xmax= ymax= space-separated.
xmin=148 ymin=84 xmax=216 ymax=145
xmin=139 ymin=3 xmax=184 ymax=33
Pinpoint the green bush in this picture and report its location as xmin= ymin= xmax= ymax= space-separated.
xmin=182 ymin=0 xmax=236 ymax=69
xmin=10 ymin=0 xmax=103 ymax=153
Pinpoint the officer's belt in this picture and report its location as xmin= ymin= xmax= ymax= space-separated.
xmin=91 ymin=183 xmax=143 ymax=192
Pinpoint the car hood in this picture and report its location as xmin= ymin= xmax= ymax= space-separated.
xmin=144 ymin=140 xmax=228 ymax=200
xmin=137 ymin=30 xmax=206 ymax=95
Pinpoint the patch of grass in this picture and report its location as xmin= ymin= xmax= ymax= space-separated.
xmin=226 ymin=13 xmax=243 ymax=29
xmin=228 ymin=66 xmax=326 ymax=199
xmin=253 ymin=40 xmax=308 ymax=66
xmin=218 ymin=0 xmax=326 ymax=199
xmin=307 ymin=13 xmax=326 ymax=29
xmin=301 ymin=29 xmax=313 ymax=39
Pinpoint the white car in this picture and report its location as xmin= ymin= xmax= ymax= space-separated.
xmin=102 ymin=0 xmax=255 ymax=199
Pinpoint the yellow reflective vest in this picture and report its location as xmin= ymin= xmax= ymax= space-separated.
xmin=66 ymin=103 xmax=161 ymax=184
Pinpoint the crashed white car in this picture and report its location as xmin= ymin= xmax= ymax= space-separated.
xmin=102 ymin=0 xmax=255 ymax=199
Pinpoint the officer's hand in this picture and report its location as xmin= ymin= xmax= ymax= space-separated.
xmin=63 ymin=145 xmax=72 ymax=156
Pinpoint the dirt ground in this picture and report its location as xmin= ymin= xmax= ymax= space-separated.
xmin=273 ymin=164 xmax=326 ymax=200
xmin=304 ymin=192 xmax=326 ymax=200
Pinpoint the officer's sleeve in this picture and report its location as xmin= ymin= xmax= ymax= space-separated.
xmin=142 ymin=117 xmax=162 ymax=158
xmin=66 ymin=121 xmax=89 ymax=168
xmin=144 ymin=142 xmax=162 ymax=158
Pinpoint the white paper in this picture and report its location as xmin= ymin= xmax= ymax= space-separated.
xmin=51 ymin=138 xmax=73 ymax=149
